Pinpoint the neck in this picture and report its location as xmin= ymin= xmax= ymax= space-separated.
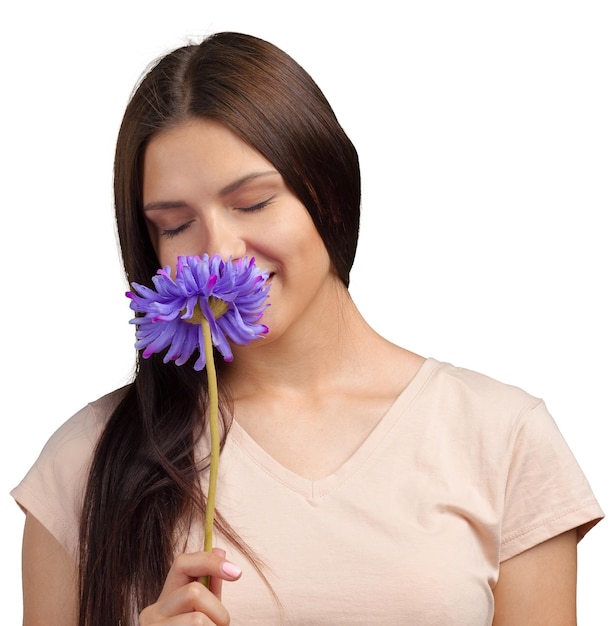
xmin=220 ymin=283 xmax=381 ymax=397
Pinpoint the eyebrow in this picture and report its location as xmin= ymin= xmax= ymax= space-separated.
xmin=143 ymin=170 xmax=280 ymax=213
xmin=143 ymin=200 xmax=189 ymax=213
xmin=219 ymin=170 xmax=279 ymax=196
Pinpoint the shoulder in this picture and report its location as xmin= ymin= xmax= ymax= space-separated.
xmin=383 ymin=357 xmax=549 ymax=483
xmin=11 ymin=386 xmax=130 ymax=559
xmin=406 ymin=359 xmax=566 ymax=490
xmin=419 ymin=358 xmax=543 ymax=431
xmin=411 ymin=359 xmax=603 ymax=556
xmin=37 ymin=387 xmax=128 ymax=464
xmin=429 ymin=359 xmax=540 ymax=406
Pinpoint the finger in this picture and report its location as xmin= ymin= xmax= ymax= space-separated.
xmin=161 ymin=551 xmax=242 ymax=596
xmin=208 ymin=548 xmax=225 ymax=599
xmin=139 ymin=551 xmax=242 ymax=625
xmin=139 ymin=580 xmax=229 ymax=625
xmin=209 ymin=548 xmax=238 ymax=599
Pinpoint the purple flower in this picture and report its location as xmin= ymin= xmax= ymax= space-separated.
xmin=127 ymin=254 xmax=270 ymax=369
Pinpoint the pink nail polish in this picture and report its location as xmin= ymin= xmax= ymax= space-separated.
xmin=221 ymin=561 xmax=242 ymax=578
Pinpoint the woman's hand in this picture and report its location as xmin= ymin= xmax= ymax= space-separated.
xmin=139 ymin=548 xmax=242 ymax=625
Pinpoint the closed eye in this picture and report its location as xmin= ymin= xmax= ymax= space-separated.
xmin=161 ymin=219 xmax=195 ymax=239
xmin=236 ymin=196 xmax=275 ymax=213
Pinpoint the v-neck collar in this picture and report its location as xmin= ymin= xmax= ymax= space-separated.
xmin=227 ymin=357 xmax=441 ymax=499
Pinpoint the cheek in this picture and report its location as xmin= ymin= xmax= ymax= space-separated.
xmin=266 ymin=210 xmax=328 ymax=262
xmin=146 ymin=232 xmax=172 ymax=269
xmin=292 ymin=223 xmax=331 ymax=271
xmin=147 ymin=238 xmax=185 ymax=277
xmin=146 ymin=226 xmax=202 ymax=272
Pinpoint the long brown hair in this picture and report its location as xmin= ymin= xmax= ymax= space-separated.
xmin=79 ymin=32 xmax=361 ymax=624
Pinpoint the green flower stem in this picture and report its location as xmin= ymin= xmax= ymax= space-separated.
xmin=201 ymin=317 xmax=220 ymax=589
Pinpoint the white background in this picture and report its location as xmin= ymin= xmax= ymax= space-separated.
xmin=1 ymin=1 xmax=612 ymax=623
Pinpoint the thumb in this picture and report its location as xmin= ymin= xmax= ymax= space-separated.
xmin=209 ymin=547 xmax=230 ymax=599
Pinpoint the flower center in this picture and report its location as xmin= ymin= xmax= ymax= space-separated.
xmin=208 ymin=297 xmax=229 ymax=319
xmin=186 ymin=298 xmax=229 ymax=324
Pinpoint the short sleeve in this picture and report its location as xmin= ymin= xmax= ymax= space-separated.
xmin=10 ymin=392 xmax=118 ymax=561
xmin=500 ymin=400 xmax=603 ymax=561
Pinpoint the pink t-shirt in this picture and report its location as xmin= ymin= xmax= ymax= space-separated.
xmin=12 ymin=358 xmax=603 ymax=624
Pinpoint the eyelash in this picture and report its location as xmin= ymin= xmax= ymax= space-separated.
xmin=159 ymin=197 xmax=274 ymax=239
xmin=161 ymin=220 xmax=195 ymax=240
xmin=236 ymin=196 xmax=274 ymax=213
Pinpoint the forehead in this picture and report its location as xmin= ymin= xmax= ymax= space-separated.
xmin=143 ymin=119 xmax=277 ymax=199
xmin=145 ymin=119 xmax=272 ymax=174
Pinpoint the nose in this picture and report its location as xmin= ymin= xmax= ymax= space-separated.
xmin=200 ymin=211 xmax=246 ymax=261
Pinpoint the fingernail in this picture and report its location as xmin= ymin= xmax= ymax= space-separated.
xmin=221 ymin=560 xmax=242 ymax=578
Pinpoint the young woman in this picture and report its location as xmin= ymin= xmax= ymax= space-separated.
xmin=13 ymin=32 xmax=603 ymax=625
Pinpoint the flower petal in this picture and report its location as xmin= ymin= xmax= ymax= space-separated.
xmin=126 ymin=254 xmax=269 ymax=369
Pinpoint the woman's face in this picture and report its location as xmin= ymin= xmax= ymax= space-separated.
xmin=142 ymin=118 xmax=338 ymax=346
